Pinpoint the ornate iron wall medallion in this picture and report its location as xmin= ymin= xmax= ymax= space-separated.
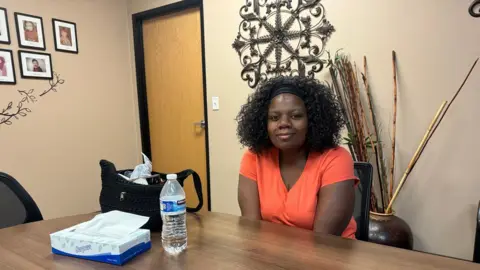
xmin=232 ymin=0 xmax=335 ymax=88
xmin=470 ymin=0 xmax=480 ymax=17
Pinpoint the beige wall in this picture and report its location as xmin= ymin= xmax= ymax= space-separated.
xmin=320 ymin=0 xmax=480 ymax=261
xmin=0 ymin=0 xmax=141 ymax=219
xmin=132 ymin=0 xmax=478 ymax=261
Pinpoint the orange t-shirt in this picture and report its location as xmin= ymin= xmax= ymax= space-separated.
xmin=240 ymin=147 xmax=358 ymax=239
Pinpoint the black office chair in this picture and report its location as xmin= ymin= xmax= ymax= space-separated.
xmin=0 ymin=172 xmax=43 ymax=229
xmin=474 ymin=201 xmax=480 ymax=263
xmin=353 ymin=162 xmax=373 ymax=241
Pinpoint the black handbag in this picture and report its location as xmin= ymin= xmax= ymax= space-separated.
xmin=99 ymin=160 xmax=203 ymax=231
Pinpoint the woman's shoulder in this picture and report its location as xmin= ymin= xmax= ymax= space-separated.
xmin=239 ymin=148 xmax=276 ymax=179
xmin=309 ymin=146 xmax=354 ymax=165
xmin=309 ymin=146 xmax=358 ymax=186
xmin=242 ymin=148 xmax=276 ymax=162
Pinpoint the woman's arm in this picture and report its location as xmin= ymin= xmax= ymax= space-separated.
xmin=238 ymin=175 xmax=261 ymax=220
xmin=313 ymin=179 xmax=355 ymax=236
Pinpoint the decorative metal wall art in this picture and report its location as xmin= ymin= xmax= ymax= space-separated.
xmin=232 ymin=0 xmax=335 ymax=88
xmin=470 ymin=0 xmax=480 ymax=17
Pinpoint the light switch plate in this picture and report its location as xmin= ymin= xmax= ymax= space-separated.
xmin=212 ymin=96 xmax=219 ymax=111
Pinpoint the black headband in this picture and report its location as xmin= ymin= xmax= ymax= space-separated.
xmin=269 ymin=85 xmax=305 ymax=100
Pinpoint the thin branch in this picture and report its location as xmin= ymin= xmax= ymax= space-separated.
xmin=0 ymin=98 xmax=31 ymax=126
xmin=18 ymin=89 xmax=37 ymax=103
xmin=1 ymin=71 xmax=65 ymax=127
xmin=386 ymin=101 xmax=447 ymax=213
xmin=362 ymin=56 xmax=386 ymax=212
xmin=389 ymin=50 xmax=398 ymax=199
xmin=353 ymin=63 xmax=369 ymax=160
xmin=411 ymin=57 xmax=479 ymax=169
xmin=39 ymin=72 xmax=65 ymax=97
xmin=387 ymin=57 xmax=478 ymax=213
xmin=329 ymin=66 xmax=353 ymax=134
xmin=354 ymin=62 xmax=379 ymax=212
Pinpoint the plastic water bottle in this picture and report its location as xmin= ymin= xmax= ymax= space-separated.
xmin=160 ymin=174 xmax=187 ymax=255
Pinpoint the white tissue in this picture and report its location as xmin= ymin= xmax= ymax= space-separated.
xmin=73 ymin=211 xmax=149 ymax=239
xmin=128 ymin=153 xmax=152 ymax=185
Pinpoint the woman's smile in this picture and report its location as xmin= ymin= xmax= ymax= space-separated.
xmin=276 ymin=133 xmax=295 ymax=141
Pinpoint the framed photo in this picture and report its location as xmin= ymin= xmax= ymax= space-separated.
xmin=14 ymin=12 xmax=45 ymax=50
xmin=18 ymin=50 xmax=52 ymax=79
xmin=0 ymin=49 xmax=16 ymax=84
xmin=52 ymin=19 xmax=78 ymax=54
xmin=0 ymin=7 xmax=10 ymax=44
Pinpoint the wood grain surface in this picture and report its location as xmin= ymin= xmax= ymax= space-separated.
xmin=0 ymin=212 xmax=477 ymax=270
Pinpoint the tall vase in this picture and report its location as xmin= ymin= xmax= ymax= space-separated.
xmin=368 ymin=211 xmax=413 ymax=250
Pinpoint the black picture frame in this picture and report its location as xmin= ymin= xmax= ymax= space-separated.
xmin=0 ymin=49 xmax=16 ymax=85
xmin=0 ymin=7 xmax=11 ymax=45
xmin=18 ymin=50 xmax=53 ymax=80
xmin=14 ymin=12 xmax=46 ymax=50
xmin=52 ymin=19 xmax=79 ymax=54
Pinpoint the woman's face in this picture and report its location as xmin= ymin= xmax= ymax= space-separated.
xmin=267 ymin=93 xmax=308 ymax=151
xmin=32 ymin=60 xmax=39 ymax=68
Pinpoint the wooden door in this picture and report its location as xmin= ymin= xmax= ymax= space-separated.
xmin=143 ymin=8 xmax=208 ymax=211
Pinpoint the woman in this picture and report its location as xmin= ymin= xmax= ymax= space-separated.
xmin=236 ymin=76 xmax=358 ymax=238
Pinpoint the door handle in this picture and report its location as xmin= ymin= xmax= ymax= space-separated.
xmin=193 ymin=120 xmax=206 ymax=129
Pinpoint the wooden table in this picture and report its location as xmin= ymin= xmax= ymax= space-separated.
xmin=0 ymin=212 xmax=477 ymax=269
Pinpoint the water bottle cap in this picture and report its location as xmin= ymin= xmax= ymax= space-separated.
xmin=166 ymin=174 xmax=177 ymax=180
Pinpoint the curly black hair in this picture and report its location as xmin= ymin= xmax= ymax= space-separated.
xmin=236 ymin=76 xmax=345 ymax=154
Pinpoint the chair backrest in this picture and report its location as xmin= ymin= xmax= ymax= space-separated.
xmin=474 ymin=201 xmax=480 ymax=263
xmin=353 ymin=162 xmax=373 ymax=241
xmin=0 ymin=172 xmax=43 ymax=229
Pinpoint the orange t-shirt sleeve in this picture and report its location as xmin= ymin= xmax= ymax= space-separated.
xmin=321 ymin=147 xmax=359 ymax=187
xmin=239 ymin=150 xmax=257 ymax=181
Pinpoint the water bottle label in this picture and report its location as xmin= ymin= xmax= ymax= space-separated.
xmin=161 ymin=199 xmax=186 ymax=215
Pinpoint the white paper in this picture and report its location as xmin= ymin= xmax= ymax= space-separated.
xmin=72 ymin=211 xmax=149 ymax=239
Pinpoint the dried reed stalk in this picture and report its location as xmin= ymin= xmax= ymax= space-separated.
xmin=411 ymin=58 xmax=479 ymax=169
xmin=338 ymin=58 xmax=364 ymax=159
xmin=355 ymin=66 xmax=372 ymax=161
xmin=386 ymin=101 xmax=448 ymax=213
xmin=345 ymin=57 xmax=379 ymax=211
xmin=329 ymin=67 xmax=353 ymax=133
xmin=362 ymin=56 xmax=387 ymax=212
xmin=329 ymin=67 xmax=356 ymax=158
xmin=354 ymin=63 xmax=379 ymax=212
xmin=351 ymin=63 xmax=367 ymax=160
xmin=336 ymin=60 xmax=356 ymax=134
xmin=334 ymin=55 xmax=379 ymax=212
xmin=389 ymin=50 xmax=398 ymax=199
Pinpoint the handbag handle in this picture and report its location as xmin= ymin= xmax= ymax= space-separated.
xmin=159 ymin=169 xmax=203 ymax=213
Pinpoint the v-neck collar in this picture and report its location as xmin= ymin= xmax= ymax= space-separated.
xmin=274 ymin=148 xmax=311 ymax=194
